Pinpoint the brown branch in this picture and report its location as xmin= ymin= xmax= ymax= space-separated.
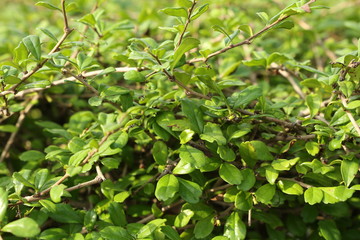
xmin=1 ymin=67 xmax=139 ymax=98
xmin=0 ymin=95 xmax=39 ymax=163
xmin=341 ymin=95 xmax=360 ymax=136
xmin=176 ymin=0 xmax=197 ymax=48
xmin=7 ymin=0 xmax=74 ymax=93
xmin=273 ymin=134 xmax=316 ymax=141
xmin=64 ymin=71 xmax=99 ymax=95
xmin=189 ymin=0 xmax=317 ymax=63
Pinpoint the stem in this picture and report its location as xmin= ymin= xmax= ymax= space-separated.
xmin=7 ymin=0 xmax=74 ymax=93
xmin=176 ymin=0 xmax=197 ymax=48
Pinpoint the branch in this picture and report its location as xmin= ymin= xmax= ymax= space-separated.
xmin=7 ymin=0 xmax=74 ymax=93
xmin=0 ymin=95 xmax=39 ymax=163
xmin=189 ymin=0 xmax=317 ymax=63
xmin=0 ymin=67 xmax=139 ymax=98
xmin=137 ymin=200 xmax=185 ymax=224
xmin=176 ymin=0 xmax=197 ymax=48
xmin=278 ymin=177 xmax=313 ymax=189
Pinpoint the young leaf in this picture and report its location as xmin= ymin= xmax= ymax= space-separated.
xmin=194 ymin=215 xmax=214 ymax=239
xmin=161 ymin=7 xmax=188 ymax=18
xmin=179 ymin=144 xmax=206 ymax=169
xmin=124 ymin=70 xmax=145 ymax=82
xmin=22 ymin=35 xmax=42 ymax=61
xmin=171 ymin=38 xmax=200 ymax=70
xmin=152 ymin=141 xmax=168 ymax=165
xmin=190 ymin=4 xmax=209 ymax=21
xmin=255 ymin=184 xmax=275 ymax=204
xmin=181 ymin=99 xmax=204 ymax=134
xmin=341 ymin=159 xmax=359 ymax=187
xmin=304 ymin=187 xmax=323 ymax=205
xmin=36 ymin=1 xmax=61 ymax=11
xmin=235 ymin=192 xmax=253 ymax=211
xmin=277 ymin=180 xmax=303 ymax=195
xmin=318 ymin=220 xmax=341 ymax=240
xmin=155 ymin=174 xmax=179 ymax=201
xmin=200 ymin=122 xmax=226 ymax=145
xmin=0 ymin=187 xmax=7 ymax=222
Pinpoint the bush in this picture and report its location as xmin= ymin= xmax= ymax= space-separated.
xmin=0 ymin=0 xmax=359 ymax=239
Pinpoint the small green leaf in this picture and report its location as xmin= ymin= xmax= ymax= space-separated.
xmin=265 ymin=166 xmax=278 ymax=185
xmin=235 ymin=192 xmax=253 ymax=211
xmin=304 ymin=187 xmax=323 ymax=205
xmin=50 ymin=184 xmax=68 ymax=203
xmin=305 ymin=141 xmax=319 ymax=156
xmin=19 ymin=150 xmax=45 ymax=162
xmin=88 ymin=96 xmax=103 ymax=106
xmin=200 ymin=122 xmax=226 ymax=145
xmin=306 ymin=94 xmax=322 ymax=117
xmin=238 ymin=24 xmax=253 ymax=37
xmin=114 ymin=191 xmax=131 ymax=203
xmin=36 ymin=1 xmax=61 ymax=11
xmin=341 ymin=159 xmax=360 ymax=187
xmin=181 ymin=99 xmax=204 ymax=134
xmin=161 ymin=7 xmax=188 ymax=18
xmin=190 ymin=4 xmax=209 ymax=20
xmin=68 ymin=137 xmax=86 ymax=153
xmin=171 ymin=38 xmax=200 ymax=70
xmin=22 ymin=35 xmax=42 ymax=61
xmin=100 ymin=226 xmax=132 ymax=240
xmin=178 ymin=178 xmax=202 ymax=203
xmin=219 ymin=163 xmax=243 ymax=185
xmin=155 ymin=174 xmax=179 ymax=201
xmin=34 ymin=169 xmax=49 ymax=191
xmin=179 ymin=129 xmax=195 ymax=144
xmin=217 ymin=145 xmax=236 ymax=162
xmin=179 ymin=144 xmax=206 ymax=169
xmin=124 ymin=70 xmax=145 ymax=82
xmin=194 ymin=215 xmax=214 ymax=238
xmin=224 ymin=212 xmax=246 ymax=240
xmin=161 ymin=225 xmax=181 ymax=240
xmin=256 ymin=12 xmax=269 ymax=23
xmin=152 ymin=141 xmax=168 ymax=165
xmin=346 ymin=100 xmax=360 ymax=109
xmin=238 ymin=169 xmax=256 ymax=191
xmin=174 ymin=209 xmax=194 ymax=228
xmin=2 ymin=217 xmax=41 ymax=238
xmin=0 ymin=187 xmax=8 ymax=222
xmin=68 ymin=149 xmax=91 ymax=166
xmin=277 ymin=180 xmax=303 ymax=195
xmin=318 ymin=220 xmax=341 ymax=240
xmin=255 ymin=184 xmax=275 ymax=204
xmin=232 ymin=85 xmax=263 ymax=108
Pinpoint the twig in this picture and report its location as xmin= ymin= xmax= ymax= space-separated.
xmin=208 ymin=184 xmax=232 ymax=193
xmin=0 ymin=95 xmax=39 ymax=163
xmin=1 ymin=67 xmax=139 ymax=98
xmin=64 ymin=71 xmax=99 ymax=95
xmin=189 ymin=0 xmax=317 ymax=63
xmin=341 ymin=95 xmax=360 ymax=136
xmin=7 ymin=0 xmax=73 ymax=92
xmin=176 ymin=1 xmax=197 ymax=48
xmin=273 ymin=134 xmax=316 ymax=141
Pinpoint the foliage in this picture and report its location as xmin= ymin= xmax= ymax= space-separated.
xmin=0 ymin=0 xmax=359 ymax=239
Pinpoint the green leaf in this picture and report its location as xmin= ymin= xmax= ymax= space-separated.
xmin=108 ymin=202 xmax=127 ymax=227
xmin=255 ymin=184 xmax=275 ymax=204
xmin=217 ymin=145 xmax=236 ymax=162
xmin=114 ymin=191 xmax=131 ymax=203
xmin=88 ymin=96 xmax=103 ymax=106
xmin=277 ymin=180 xmax=303 ymax=195
xmin=13 ymin=172 xmax=35 ymax=189
xmin=178 ymin=178 xmax=202 ymax=203
xmin=100 ymin=226 xmax=132 ymax=240
xmin=50 ymin=184 xmax=68 ymax=203
xmin=346 ymin=100 xmax=360 ymax=109
xmin=36 ymin=1 xmax=61 ymax=11
xmin=194 ymin=215 xmax=214 ymax=238
xmin=341 ymin=159 xmax=359 ymax=187
xmin=34 ymin=168 xmax=49 ymax=191
xmin=2 ymin=217 xmax=41 ymax=238
xmin=152 ymin=141 xmax=168 ymax=165
xmin=304 ymin=187 xmax=323 ymax=205
xmin=0 ymin=125 xmax=17 ymax=133
xmin=155 ymin=174 xmax=179 ymax=201
xmin=200 ymin=122 xmax=226 ymax=145
xmin=306 ymin=94 xmax=322 ymax=117
xmin=177 ymin=0 xmax=192 ymax=8
xmin=238 ymin=24 xmax=253 ymax=37
xmin=124 ymin=70 xmax=145 ymax=82
xmin=171 ymin=38 xmax=200 ymax=70
xmin=224 ymin=212 xmax=246 ymax=240
xmin=232 ymin=85 xmax=263 ymax=108
xmin=235 ymin=192 xmax=253 ymax=211
xmin=190 ymin=4 xmax=209 ymax=21
xmin=161 ymin=225 xmax=181 ymax=240
xmin=68 ymin=149 xmax=91 ymax=166
xmin=256 ymin=12 xmax=269 ymax=23
xmin=305 ymin=141 xmax=320 ymax=156
xmin=181 ymin=99 xmax=204 ymax=134
xmin=265 ymin=166 xmax=278 ymax=185
xmin=219 ymin=163 xmax=243 ymax=185
xmin=318 ymin=220 xmax=341 ymax=240
xmin=272 ymin=158 xmax=299 ymax=171
xmin=161 ymin=7 xmax=188 ymax=18
xmin=238 ymin=169 xmax=256 ymax=191
xmin=19 ymin=150 xmax=45 ymax=162
xmin=0 ymin=187 xmax=7 ymax=222
xmin=22 ymin=35 xmax=42 ymax=61
xmin=174 ymin=209 xmax=194 ymax=228
xmin=68 ymin=137 xmax=86 ymax=153
xmin=179 ymin=129 xmax=195 ymax=144
xmin=179 ymin=144 xmax=206 ymax=169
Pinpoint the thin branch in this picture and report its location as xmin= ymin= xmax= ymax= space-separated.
xmin=273 ymin=134 xmax=316 ymax=141
xmin=176 ymin=0 xmax=197 ymax=48
xmin=7 ymin=0 xmax=74 ymax=93
xmin=0 ymin=95 xmax=39 ymax=163
xmin=189 ymin=0 xmax=317 ymax=63
xmin=1 ymin=67 xmax=139 ymax=98
xmin=278 ymin=177 xmax=313 ymax=189
xmin=64 ymin=71 xmax=99 ymax=95
xmin=341 ymin=95 xmax=360 ymax=136
xmin=137 ymin=200 xmax=185 ymax=224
